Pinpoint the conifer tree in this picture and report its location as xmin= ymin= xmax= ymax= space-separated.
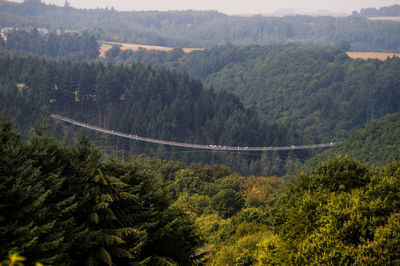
xmin=67 ymin=137 xmax=146 ymax=265
xmin=0 ymin=120 xmax=69 ymax=264
xmin=0 ymin=118 xmax=27 ymax=258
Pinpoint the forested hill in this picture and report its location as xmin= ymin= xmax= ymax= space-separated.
xmin=0 ymin=28 xmax=99 ymax=60
xmin=356 ymin=4 xmax=400 ymax=17
xmin=1 ymin=1 xmax=400 ymax=51
xmin=307 ymin=112 xmax=400 ymax=168
xmin=106 ymin=44 xmax=400 ymax=141
xmin=0 ymin=51 xmax=306 ymax=176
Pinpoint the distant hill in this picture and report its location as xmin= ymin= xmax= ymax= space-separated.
xmin=1 ymin=1 xmax=400 ymax=51
xmin=355 ymin=5 xmax=400 ymax=17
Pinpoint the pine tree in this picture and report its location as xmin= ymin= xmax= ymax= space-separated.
xmin=0 ymin=118 xmax=28 ymax=258
xmin=67 ymin=137 xmax=146 ymax=265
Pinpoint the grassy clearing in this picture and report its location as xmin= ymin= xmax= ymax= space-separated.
xmin=346 ymin=52 xmax=400 ymax=61
xmin=367 ymin=17 xmax=400 ymax=22
xmin=99 ymin=41 xmax=203 ymax=57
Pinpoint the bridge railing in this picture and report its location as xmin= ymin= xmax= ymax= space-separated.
xmin=51 ymin=114 xmax=338 ymax=151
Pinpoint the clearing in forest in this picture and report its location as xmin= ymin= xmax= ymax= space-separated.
xmin=367 ymin=17 xmax=400 ymax=22
xmin=346 ymin=52 xmax=400 ymax=61
xmin=99 ymin=41 xmax=203 ymax=57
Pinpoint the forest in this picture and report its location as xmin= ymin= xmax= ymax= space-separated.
xmin=0 ymin=50 xmax=306 ymax=176
xmin=0 ymin=28 xmax=99 ymax=60
xmin=308 ymin=112 xmax=400 ymax=168
xmin=355 ymin=4 xmax=400 ymax=17
xmin=1 ymin=1 xmax=400 ymax=265
xmin=1 ymin=119 xmax=400 ymax=265
xmin=104 ymin=43 xmax=400 ymax=141
xmin=1 ymin=1 xmax=400 ymax=51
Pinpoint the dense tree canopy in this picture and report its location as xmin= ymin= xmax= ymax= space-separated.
xmin=2 ymin=118 xmax=400 ymax=265
xmin=0 ymin=28 xmax=99 ymax=60
xmin=0 ymin=119 xmax=202 ymax=265
xmin=307 ymin=112 xmax=400 ymax=168
xmin=0 ymin=51 xmax=306 ymax=176
xmin=105 ymin=43 xmax=400 ymax=141
xmin=1 ymin=2 xmax=400 ymax=264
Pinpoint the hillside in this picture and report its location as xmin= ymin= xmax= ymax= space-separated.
xmin=306 ymin=112 xmax=400 ymax=168
xmin=104 ymin=44 xmax=400 ymax=141
xmin=0 ymin=51 xmax=309 ymax=176
xmin=1 ymin=1 xmax=400 ymax=51
xmin=0 ymin=28 xmax=99 ymax=60
xmin=356 ymin=4 xmax=400 ymax=17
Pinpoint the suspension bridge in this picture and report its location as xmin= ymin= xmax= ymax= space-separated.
xmin=51 ymin=114 xmax=338 ymax=151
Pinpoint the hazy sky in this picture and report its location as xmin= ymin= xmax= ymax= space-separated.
xmin=13 ymin=0 xmax=400 ymax=14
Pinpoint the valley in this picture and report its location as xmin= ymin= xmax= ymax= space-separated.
xmin=0 ymin=1 xmax=400 ymax=265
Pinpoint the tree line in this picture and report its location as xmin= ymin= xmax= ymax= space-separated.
xmin=354 ymin=4 xmax=400 ymax=17
xmin=1 ymin=1 xmax=400 ymax=51
xmin=0 ymin=28 xmax=99 ymax=60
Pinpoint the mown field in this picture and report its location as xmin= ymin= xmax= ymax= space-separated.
xmin=367 ymin=17 xmax=400 ymax=22
xmin=99 ymin=41 xmax=400 ymax=61
xmin=346 ymin=51 xmax=400 ymax=60
xmin=99 ymin=41 xmax=203 ymax=57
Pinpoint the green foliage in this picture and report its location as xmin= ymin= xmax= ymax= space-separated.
xmin=256 ymin=234 xmax=289 ymax=265
xmin=111 ymin=44 xmax=400 ymax=142
xmin=213 ymin=231 xmax=267 ymax=266
xmin=1 ymin=29 xmax=99 ymax=60
xmin=169 ymin=170 xmax=204 ymax=199
xmin=3 ymin=119 xmax=400 ymax=264
xmin=0 ymin=52 xmax=304 ymax=176
xmin=211 ymin=189 xmax=245 ymax=218
xmin=301 ymin=156 xmax=370 ymax=192
xmin=240 ymin=176 xmax=286 ymax=207
xmin=356 ymin=212 xmax=400 ymax=265
xmin=0 ymin=118 xmax=72 ymax=264
xmin=258 ymin=157 xmax=400 ymax=265
xmin=202 ymin=47 xmax=400 ymax=140
xmin=173 ymin=193 xmax=212 ymax=216
xmin=0 ymin=121 xmax=202 ymax=265
xmin=309 ymin=113 xmax=400 ymax=167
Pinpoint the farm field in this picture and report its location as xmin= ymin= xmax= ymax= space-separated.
xmin=367 ymin=16 xmax=400 ymax=22
xmin=346 ymin=51 xmax=400 ymax=60
xmin=99 ymin=41 xmax=203 ymax=57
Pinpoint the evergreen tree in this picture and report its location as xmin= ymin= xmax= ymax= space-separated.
xmin=67 ymin=137 xmax=146 ymax=265
xmin=0 ymin=118 xmax=27 ymax=258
